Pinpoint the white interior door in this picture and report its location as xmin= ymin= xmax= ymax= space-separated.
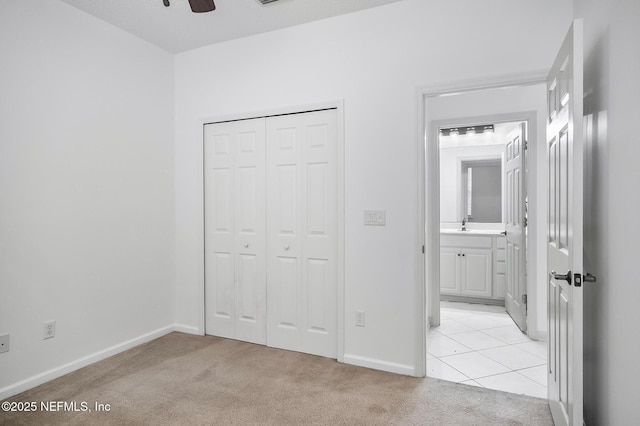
xmin=505 ymin=123 xmax=527 ymax=332
xmin=266 ymin=109 xmax=338 ymax=358
xmin=204 ymin=118 xmax=267 ymax=345
xmin=547 ymin=20 xmax=584 ymax=426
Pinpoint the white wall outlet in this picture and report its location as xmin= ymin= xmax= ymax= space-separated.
xmin=0 ymin=334 xmax=9 ymax=353
xmin=364 ymin=210 xmax=386 ymax=226
xmin=355 ymin=310 xmax=365 ymax=327
xmin=43 ymin=320 xmax=56 ymax=340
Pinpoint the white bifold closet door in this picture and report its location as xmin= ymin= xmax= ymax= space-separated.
xmin=266 ymin=110 xmax=338 ymax=358
xmin=204 ymin=109 xmax=338 ymax=359
xmin=204 ymin=118 xmax=267 ymax=345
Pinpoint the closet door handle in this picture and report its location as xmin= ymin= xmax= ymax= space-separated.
xmin=244 ymin=243 xmax=249 ymax=248
xmin=284 ymin=245 xmax=290 ymax=251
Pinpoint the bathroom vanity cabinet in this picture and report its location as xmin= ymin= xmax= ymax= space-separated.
xmin=440 ymin=231 xmax=506 ymax=304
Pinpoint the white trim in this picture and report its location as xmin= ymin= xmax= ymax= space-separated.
xmin=418 ymin=70 xmax=548 ymax=98
xmin=198 ymin=100 xmax=346 ymax=362
xmin=343 ymin=354 xmax=415 ymax=376
xmin=201 ymin=100 xmax=345 ymax=125
xmin=0 ymin=325 xmax=175 ymax=401
xmin=415 ymin=88 xmax=427 ymax=378
xmin=174 ymin=324 xmax=202 ymax=335
xmin=336 ymin=103 xmax=346 ymax=363
xmin=417 ymin=71 xmax=549 ymax=381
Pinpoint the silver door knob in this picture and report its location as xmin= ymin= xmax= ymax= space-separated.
xmin=551 ymin=270 xmax=572 ymax=285
xmin=244 ymin=243 xmax=249 ymax=248
xmin=284 ymin=245 xmax=290 ymax=251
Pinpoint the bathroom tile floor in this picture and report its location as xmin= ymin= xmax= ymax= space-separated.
xmin=427 ymin=301 xmax=547 ymax=399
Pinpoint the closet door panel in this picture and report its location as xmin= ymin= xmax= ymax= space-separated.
xmin=204 ymin=123 xmax=236 ymax=339
xmin=234 ymin=119 xmax=267 ymax=344
xmin=300 ymin=110 xmax=337 ymax=358
xmin=205 ymin=118 xmax=266 ymax=344
xmin=267 ymin=120 xmax=304 ymax=350
xmin=267 ymin=110 xmax=337 ymax=358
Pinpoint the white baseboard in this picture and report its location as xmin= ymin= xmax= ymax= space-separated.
xmin=173 ymin=324 xmax=202 ymax=335
xmin=2 ymin=327 xmax=416 ymax=401
xmin=343 ymin=354 xmax=415 ymax=376
xmin=0 ymin=325 xmax=176 ymax=401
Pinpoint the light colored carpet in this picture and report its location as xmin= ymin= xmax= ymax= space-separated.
xmin=1 ymin=332 xmax=553 ymax=425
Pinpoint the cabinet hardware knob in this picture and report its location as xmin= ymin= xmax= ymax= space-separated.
xmin=284 ymin=245 xmax=290 ymax=251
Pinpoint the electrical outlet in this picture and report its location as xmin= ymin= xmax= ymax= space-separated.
xmin=355 ymin=310 xmax=365 ymax=327
xmin=0 ymin=334 xmax=9 ymax=353
xmin=43 ymin=321 xmax=56 ymax=340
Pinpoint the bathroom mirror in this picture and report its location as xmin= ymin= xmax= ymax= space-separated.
xmin=461 ymin=159 xmax=502 ymax=223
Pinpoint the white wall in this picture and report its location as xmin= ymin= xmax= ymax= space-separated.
xmin=427 ymin=84 xmax=549 ymax=338
xmin=175 ymin=0 xmax=572 ymax=373
xmin=0 ymin=0 xmax=175 ymax=397
xmin=576 ymin=0 xmax=640 ymax=423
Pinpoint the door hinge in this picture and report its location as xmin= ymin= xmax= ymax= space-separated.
xmin=522 ymin=294 xmax=527 ymax=305
xmin=422 ymin=245 xmax=425 ymax=254
xmin=524 ymin=140 xmax=528 ymax=150
xmin=523 ymin=217 xmax=528 ymax=227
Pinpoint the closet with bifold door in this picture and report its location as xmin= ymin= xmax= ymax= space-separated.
xmin=204 ymin=109 xmax=338 ymax=359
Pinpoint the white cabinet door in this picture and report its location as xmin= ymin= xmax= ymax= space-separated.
xmin=266 ymin=109 xmax=338 ymax=358
xmin=204 ymin=118 xmax=266 ymax=345
xmin=440 ymin=248 xmax=461 ymax=294
xmin=462 ymin=249 xmax=492 ymax=298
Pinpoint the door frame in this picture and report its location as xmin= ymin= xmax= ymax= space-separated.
xmin=417 ymin=72 xmax=546 ymax=377
xmin=196 ymin=100 xmax=346 ymax=362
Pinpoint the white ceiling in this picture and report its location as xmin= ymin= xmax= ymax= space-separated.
xmin=59 ymin=0 xmax=404 ymax=53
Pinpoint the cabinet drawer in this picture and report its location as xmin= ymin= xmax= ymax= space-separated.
xmin=496 ymin=236 xmax=506 ymax=248
xmin=496 ymin=273 xmax=506 ymax=298
xmin=496 ymin=261 xmax=506 ymax=274
xmin=496 ymin=249 xmax=506 ymax=262
xmin=440 ymin=235 xmax=492 ymax=249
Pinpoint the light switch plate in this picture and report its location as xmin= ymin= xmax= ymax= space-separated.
xmin=364 ymin=210 xmax=386 ymax=226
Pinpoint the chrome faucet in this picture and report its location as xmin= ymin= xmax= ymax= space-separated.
xmin=461 ymin=217 xmax=467 ymax=231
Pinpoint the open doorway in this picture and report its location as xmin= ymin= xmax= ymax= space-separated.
xmin=438 ymin=120 xmax=526 ymax=324
xmin=428 ymin=118 xmax=546 ymax=397
xmin=421 ymin=81 xmax=549 ymax=397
